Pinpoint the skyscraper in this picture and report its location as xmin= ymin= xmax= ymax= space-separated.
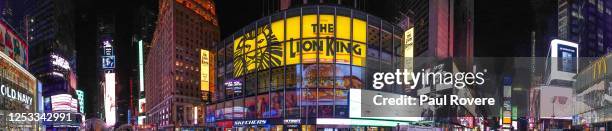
xmin=145 ymin=0 xmax=219 ymax=129
xmin=558 ymin=0 xmax=612 ymax=58
xmin=25 ymin=0 xmax=79 ymax=129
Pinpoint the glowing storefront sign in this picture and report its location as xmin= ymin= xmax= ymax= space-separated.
xmin=1 ymin=84 xmax=33 ymax=106
xmin=592 ymin=57 xmax=607 ymax=80
xmin=104 ymin=73 xmax=117 ymax=125
xmin=234 ymin=120 xmax=267 ymax=126
xmin=200 ymin=50 xmax=210 ymax=91
xmin=232 ymin=15 xmax=366 ymax=77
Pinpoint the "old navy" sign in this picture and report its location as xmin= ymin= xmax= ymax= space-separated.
xmin=234 ymin=120 xmax=267 ymax=126
xmin=1 ymin=84 xmax=33 ymax=106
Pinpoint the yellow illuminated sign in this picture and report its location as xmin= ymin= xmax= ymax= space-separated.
xmin=404 ymin=28 xmax=414 ymax=57
xmin=233 ymin=15 xmax=366 ymax=77
xmin=404 ymin=28 xmax=414 ymax=80
xmin=200 ymin=50 xmax=210 ymax=91
xmin=592 ymin=57 xmax=607 ymax=80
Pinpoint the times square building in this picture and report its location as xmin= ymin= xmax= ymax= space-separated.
xmin=0 ymin=21 xmax=40 ymax=130
xmin=208 ymin=5 xmax=416 ymax=131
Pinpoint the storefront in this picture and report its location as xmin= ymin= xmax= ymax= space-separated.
xmin=572 ymin=55 xmax=612 ymax=130
xmin=210 ymin=118 xmax=417 ymax=131
xmin=208 ymin=5 xmax=413 ymax=131
xmin=0 ymin=49 xmax=39 ymax=130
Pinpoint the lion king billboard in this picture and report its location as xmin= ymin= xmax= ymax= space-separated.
xmin=232 ymin=15 xmax=366 ymax=77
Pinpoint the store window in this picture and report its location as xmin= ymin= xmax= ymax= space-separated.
xmin=335 ymin=89 xmax=349 ymax=117
xmin=258 ymin=70 xmax=270 ymax=93
xmin=206 ymin=104 xmax=214 ymax=122
xmin=300 ymin=89 xmax=317 ymax=117
xmin=335 ymin=64 xmax=350 ymax=89
xmin=245 ymin=96 xmax=256 ymax=119
xmin=286 ymin=65 xmax=298 ymax=89
xmin=318 ymin=88 xmax=334 ymax=117
xmin=224 ymin=101 xmax=232 ymax=120
xmin=256 ymin=94 xmax=270 ymax=118
xmin=350 ymin=66 xmax=365 ymax=89
xmin=233 ymin=98 xmax=244 ymax=119
xmin=270 ymin=68 xmax=284 ymax=91
xmin=319 ymin=64 xmax=335 ymax=88
xmin=215 ymin=103 xmax=223 ymax=120
xmin=285 ymin=90 xmax=300 ymax=118
xmin=245 ymin=74 xmax=257 ymax=96
xmin=269 ymin=92 xmax=283 ymax=118
xmin=301 ymin=64 xmax=318 ymax=88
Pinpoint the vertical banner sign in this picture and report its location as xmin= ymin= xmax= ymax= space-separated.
xmin=201 ymin=50 xmax=210 ymax=91
xmin=404 ymin=28 xmax=414 ymax=79
xmin=138 ymin=40 xmax=144 ymax=92
xmin=105 ymin=73 xmax=117 ymax=125
xmin=502 ymin=77 xmax=512 ymax=126
xmin=76 ymin=90 xmax=85 ymax=113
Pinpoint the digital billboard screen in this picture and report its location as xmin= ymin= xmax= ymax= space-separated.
xmin=104 ymin=73 xmax=116 ymax=125
xmin=232 ymin=15 xmax=366 ymax=77
xmin=557 ymin=44 xmax=577 ymax=73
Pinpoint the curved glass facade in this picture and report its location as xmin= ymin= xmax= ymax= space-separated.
xmin=211 ymin=5 xmax=405 ymax=128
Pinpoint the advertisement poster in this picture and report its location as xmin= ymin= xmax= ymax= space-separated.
xmin=267 ymin=92 xmax=283 ymax=118
xmin=256 ymin=94 xmax=269 ymax=118
xmin=245 ymin=96 xmax=256 ymax=118
xmin=285 ymin=91 xmax=299 ymax=118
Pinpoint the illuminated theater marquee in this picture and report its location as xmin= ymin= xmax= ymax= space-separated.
xmin=233 ymin=15 xmax=366 ymax=77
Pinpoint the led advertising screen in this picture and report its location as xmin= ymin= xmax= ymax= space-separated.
xmin=104 ymin=73 xmax=116 ymax=125
xmin=200 ymin=49 xmax=210 ymax=91
xmin=0 ymin=20 xmax=28 ymax=67
xmin=232 ymin=15 xmax=366 ymax=77
xmin=557 ymin=44 xmax=577 ymax=73
xmin=76 ymin=90 xmax=85 ymax=113
xmin=549 ymin=39 xmax=578 ymax=82
xmin=138 ymin=98 xmax=146 ymax=113
xmin=51 ymin=94 xmax=73 ymax=112
xmin=102 ymin=56 xmax=115 ymax=69
xmin=51 ymin=54 xmax=71 ymax=70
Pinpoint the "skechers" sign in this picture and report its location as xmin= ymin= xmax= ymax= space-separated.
xmin=234 ymin=120 xmax=267 ymax=126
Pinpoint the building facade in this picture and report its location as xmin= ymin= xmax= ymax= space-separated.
xmin=209 ymin=5 xmax=416 ymax=131
xmin=573 ymin=54 xmax=612 ymax=130
xmin=558 ymin=0 xmax=612 ymax=58
xmin=145 ymin=0 xmax=219 ymax=129
xmin=25 ymin=0 xmax=80 ymax=129
xmin=0 ymin=18 xmax=39 ymax=130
